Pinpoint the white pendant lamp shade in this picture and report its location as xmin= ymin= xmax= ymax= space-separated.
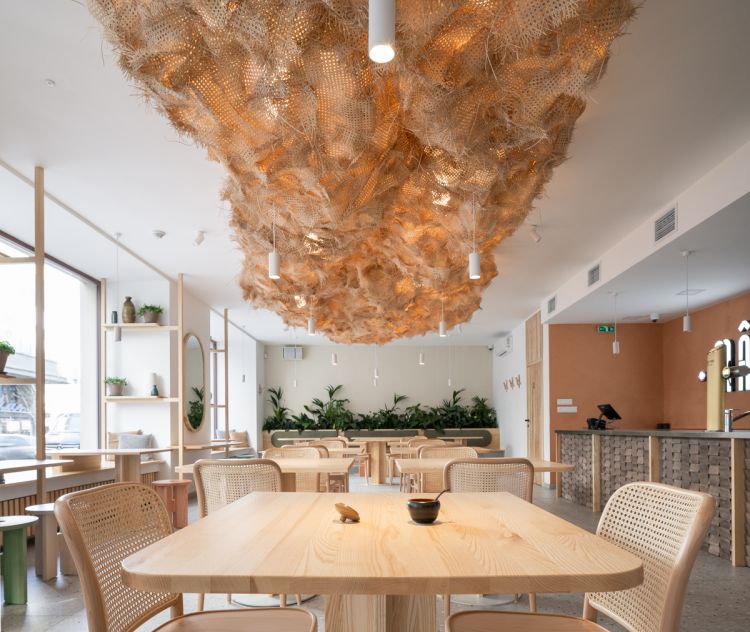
xmin=268 ymin=249 xmax=280 ymax=279
xmin=331 ymin=352 xmax=338 ymax=366
xmin=368 ymin=0 xmax=395 ymax=63
xmin=468 ymin=251 xmax=481 ymax=279
xmin=418 ymin=351 xmax=425 ymax=366
xmin=373 ymin=367 xmax=379 ymax=379
xmin=683 ymin=314 xmax=692 ymax=333
xmin=439 ymin=319 xmax=447 ymax=337
xmin=307 ymin=316 xmax=316 ymax=336
xmin=612 ymin=340 xmax=620 ymax=355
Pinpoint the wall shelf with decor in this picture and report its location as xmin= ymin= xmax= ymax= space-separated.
xmin=99 ymin=275 xmax=185 ymax=467
xmin=0 ymin=375 xmax=37 ymax=385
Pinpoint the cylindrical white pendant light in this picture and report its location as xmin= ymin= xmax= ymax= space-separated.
xmin=612 ymin=340 xmax=620 ymax=355
xmin=612 ymin=292 xmax=620 ymax=355
xmin=439 ymin=319 xmax=447 ymax=337
xmin=331 ymin=352 xmax=338 ymax=366
xmin=418 ymin=351 xmax=425 ymax=366
xmin=307 ymin=316 xmax=315 ymax=336
xmin=468 ymin=251 xmax=480 ymax=279
xmin=268 ymin=250 xmax=280 ymax=279
xmin=682 ymin=250 xmax=692 ymax=333
xmin=368 ymin=0 xmax=395 ymax=63
xmin=683 ymin=314 xmax=692 ymax=333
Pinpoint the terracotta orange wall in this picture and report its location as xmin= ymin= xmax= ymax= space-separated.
xmin=549 ymin=324 xmax=664 ymax=452
xmin=662 ymin=291 xmax=750 ymax=428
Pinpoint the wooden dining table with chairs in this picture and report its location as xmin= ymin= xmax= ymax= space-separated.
xmin=120 ymin=490 xmax=645 ymax=632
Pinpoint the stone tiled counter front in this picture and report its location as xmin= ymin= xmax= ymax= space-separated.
xmin=556 ymin=429 xmax=750 ymax=567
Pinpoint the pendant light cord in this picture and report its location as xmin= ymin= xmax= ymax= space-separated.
xmin=685 ymin=252 xmax=690 ymax=317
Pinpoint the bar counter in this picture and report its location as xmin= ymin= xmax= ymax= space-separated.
xmin=556 ymin=429 xmax=750 ymax=566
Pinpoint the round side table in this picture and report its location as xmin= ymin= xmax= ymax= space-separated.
xmin=25 ymin=503 xmax=58 ymax=581
xmin=0 ymin=515 xmax=38 ymax=604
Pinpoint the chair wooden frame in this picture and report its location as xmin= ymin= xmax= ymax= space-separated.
xmin=446 ymin=482 xmax=716 ymax=632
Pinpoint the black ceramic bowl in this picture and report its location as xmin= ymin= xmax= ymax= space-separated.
xmin=407 ymin=498 xmax=440 ymax=524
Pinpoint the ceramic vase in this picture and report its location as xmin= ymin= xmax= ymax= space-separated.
xmin=0 ymin=350 xmax=9 ymax=373
xmin=122 ymin=297 xmax=136 ymax=323
xmin=106 ymin=383 xmax=124 ymax=397
xmin=142 ymin=310 xmax=160 ymax=324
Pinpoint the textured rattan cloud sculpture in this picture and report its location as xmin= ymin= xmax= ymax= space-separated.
xmin=88 ymin=0 xmax=634 ymax=343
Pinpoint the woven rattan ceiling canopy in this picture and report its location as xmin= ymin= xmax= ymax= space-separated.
xmin=88 ymin=0 xmax=634 ymax=343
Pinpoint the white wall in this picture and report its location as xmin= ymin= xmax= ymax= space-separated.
xmin=491 ymin=323 xmax=527 ymax=456
xmin=264 ymin=344 xmax=492 ymax=418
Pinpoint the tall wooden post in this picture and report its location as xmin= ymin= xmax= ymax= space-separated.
xmin=34 ymin=166 xmax=47 ymax=503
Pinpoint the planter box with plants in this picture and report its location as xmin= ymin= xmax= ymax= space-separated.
xmin=262 ymin=386 xmax=499 ymax=449
xmin=105 ymin=377 xmax=128 ymax=397
xmin=0 ymin=341 xmax=16 ymax=374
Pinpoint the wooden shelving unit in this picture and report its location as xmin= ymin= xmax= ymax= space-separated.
xmin=105 ymin=396 xmax=179 ymax=403
xmin=102 ymin=323 xmax=178 ymax=332
xmin=0 ymin=374 xmax=37 ymax=385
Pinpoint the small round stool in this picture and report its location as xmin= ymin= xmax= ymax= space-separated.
xmin=0 ymin=515 xmax=38 ymax=604
xmin=25 ymin=503 xmax=58 ymax=581
xmin=152 ymin=479 xmax=192 ymax=528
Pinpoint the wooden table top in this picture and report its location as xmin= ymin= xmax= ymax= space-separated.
xmin=175 ymin=457 xmax=355 ymax=476
xmin=388 ymin=446 xmax=496 ymax=457
xmin=122 ymin=492 xmax=642 ymax=596
xmin=0 ymin=459 xmax=74 ymax=474
xmin=51 ymin=447 xmax=177 ymax=457
xmin=325 ymin=447 xmax=365 ymax=457
xmin=395 ymin=458 xmax=575 ymax=475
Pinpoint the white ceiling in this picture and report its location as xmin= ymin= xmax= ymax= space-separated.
xmin=1 ymin=0 xmax=750 ymax=345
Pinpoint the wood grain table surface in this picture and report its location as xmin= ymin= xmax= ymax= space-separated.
xmin=122 ymin=491 xmax=641 ymax=632
xmin=395 ymin=458 xmax=574 ymax=475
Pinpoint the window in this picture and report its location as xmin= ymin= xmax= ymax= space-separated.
xmin=0 ymin=234 xmax=99 ymax=466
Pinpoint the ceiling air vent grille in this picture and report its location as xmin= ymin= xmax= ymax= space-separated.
xmin=654 ymin=206 xmax=677 ymax=242
xmin=547 ymin=296 xmax=556 ymax=314
xmin=282 ymin=346 xmax=303 ymax=361
xmin=587 ymin=263 xmax=601 ymax=287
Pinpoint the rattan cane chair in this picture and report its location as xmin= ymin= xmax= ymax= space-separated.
xmin=266 ymin=446 xmax=321 ymax=492
xmin=415 ymin=445 xmax=478 ymax=493
xmin=446 ymin=482 xmax=715 ymax=632
xmin=304 ymin=443 xmax=348 ymax=492
xmin=192 ymin=459 xmax=301 ymax=609
xmin=442 ymin=458 xmax=535 ymax=617
xmin=54 ymin=483 xmax=317 ymax=632
xmin=394 ymin=439 xmax=447 ymax=490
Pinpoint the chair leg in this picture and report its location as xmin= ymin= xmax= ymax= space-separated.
xmin=197 ymin=593 xmax=205 ymax=612
xmin=280 ymin=593 xmax=287 ymax=608
xmin=226 ymin=593 xmax=232 ymax=605
xmin=443 ymin=594 xmax=451 ymax=620
xmin=296 ymin=594 xmax=302 ymax=606
xmin=529 ymin=593 xmax=537 ymax=612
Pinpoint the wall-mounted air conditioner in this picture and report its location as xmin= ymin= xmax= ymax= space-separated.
xmin=496 ymin=335 xmax=513 ymax=357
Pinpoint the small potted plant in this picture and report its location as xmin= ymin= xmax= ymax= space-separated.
xmin=105 ymin=377 xmax=128 ymax=396
xmin=0 ymin=341 xmax=15 ymax=374
xmin=137 ymin=304 xmax=164 ymax=324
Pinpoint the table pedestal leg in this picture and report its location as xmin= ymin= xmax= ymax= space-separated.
xmin=324 ymin=594 xmax=436 ymax=632
xmin=116 ymin=455 xmax=141 ymax=483
xmin=36 ymin=515 xmax=58 ymax=580
xmin=369 ymin=443 xmax=387 ymax=484
xmin=280 ymin=473 xmax=297 ymax=492
xmin=2 ymin=527 xmax=29 ymax=604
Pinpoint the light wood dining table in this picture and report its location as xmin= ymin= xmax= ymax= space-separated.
xmin=176 ymin=457 xmax=355 ymax=492
xmin=51 ymin=448 xmax=177 ymax=483
xmin=396 ymin=457 xmax=574 ymax=493
xmin=122 ymin=491 xmax=642 ymax=632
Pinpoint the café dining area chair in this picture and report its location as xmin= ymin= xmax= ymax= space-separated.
xmin=442 ymin=457 xmax=536 ymax=617
xmin=54 ymin=482 xmax=317 ymax=632
xmin=413 ymin=445 xmax=478 ymax=493
xmin=446 ymin=482 xmax=715 ymax=632
xmin=267 ymin=446 xmax=322 ymax=492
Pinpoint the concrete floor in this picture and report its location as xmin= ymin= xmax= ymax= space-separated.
xmin=2 ymin=479 xmax=748 ymax=631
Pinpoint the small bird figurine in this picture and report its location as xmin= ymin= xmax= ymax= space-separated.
xmin=335 ymin=503 xmax=360 ymax=523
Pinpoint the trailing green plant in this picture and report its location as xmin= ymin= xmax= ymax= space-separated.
xmin=0 ymin=341 xmax=16 ymax=355
xmin=186 ymin=386 xmax=205 ymax=430
xmin=137 ymin=304 xmax=164 ymax=316
xmin=104 ymin=376 xmax=128 ymax=385
xmin=263 ymin=387 xmax=292 ymax=431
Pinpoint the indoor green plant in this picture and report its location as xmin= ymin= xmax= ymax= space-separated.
xmin=0 ymin=341 xmax=16 ymax=374
xmin=263 ymin=387 xmax=292 ymax=431
xmin=137 ymin=304 xmax=164 ymax=324
xmin=186 ymin=386 xmax=205 ymax=430
xmin=105 ymin=376 xmax=127 ymax=396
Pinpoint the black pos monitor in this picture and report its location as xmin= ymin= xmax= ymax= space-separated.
xmin=586 ymin=404 xmax=622 ymax=430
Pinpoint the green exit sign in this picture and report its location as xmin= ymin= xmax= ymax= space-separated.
xmin=598 ymin=325 xmax=615 ymax=333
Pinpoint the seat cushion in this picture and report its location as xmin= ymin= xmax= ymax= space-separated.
xmin=155 ymin=608 xmax=316 ymax=632
xmin=447 ymin=610 xmax=605 ymax=632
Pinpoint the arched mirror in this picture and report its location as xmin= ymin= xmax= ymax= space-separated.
xmin=183 ymin=333 xmax=205 ymax=432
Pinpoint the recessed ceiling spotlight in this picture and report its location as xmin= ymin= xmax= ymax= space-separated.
xmin=153 ymin=229 xmax=166 ymax=239
xmin=529 ymin=225 xmax=542 ymax=243
xmin=194 ymin=230 xmax=205 ymax=246
xmin=44 ymin=78 xmax=56 ymax=88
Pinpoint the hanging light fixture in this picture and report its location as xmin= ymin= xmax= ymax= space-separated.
xmin=307 ymin=301 xmax=316 ymax=336
xmin=468 ymin=196 xmax=480 ymax=280
xmin=439 ymin=296 xmax=447 ymax=337
xmin=113 ymin=232 xmax=122 ymax=342
xmin=447 ymin=343 xmax=453 ymax=387
xmin=612 ymin=292 xmax=620 ymax=355
xmin=372 ymin=345 xmax=379 ymax=386
xmin=529 ymin=208 xmax=543 ymax=243
xmin=418 ymin=349 xmax=425 ymax=366
xmin=268 ymin=209 xmax=280 ymax=279
xmin=331 ymin=352 xmax=338 ymax=366
xmin=682 ymin=250 xmax=692 ymax=333
xmin=292 ymin=328 xmax=298 ymax=387
xmin=368 ymin=0 xmax=395 ymax=64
